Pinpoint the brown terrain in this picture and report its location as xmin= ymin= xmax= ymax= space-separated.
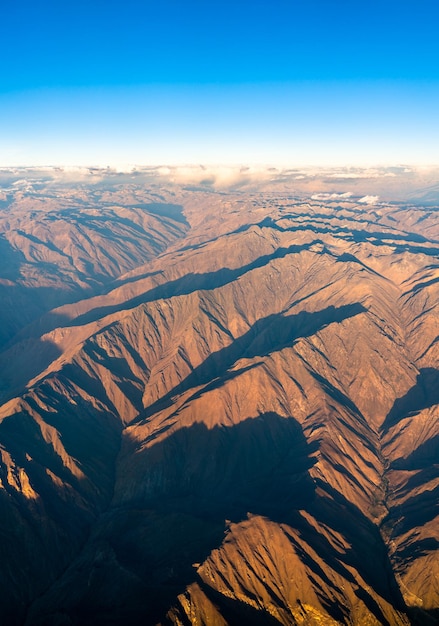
xmin=0 ymin=166 xmax=438 ymax=625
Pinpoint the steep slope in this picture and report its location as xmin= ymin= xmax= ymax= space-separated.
xmin=0 ymin=186 xmax=437 ymax=625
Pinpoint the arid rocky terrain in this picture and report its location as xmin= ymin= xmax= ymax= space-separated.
xmin=0 ymin=166 xmax=438 ymax=625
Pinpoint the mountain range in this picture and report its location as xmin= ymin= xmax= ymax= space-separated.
xmin=0 ymin=167 xmax=438 ymax=625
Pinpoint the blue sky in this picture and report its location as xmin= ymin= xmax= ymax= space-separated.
xmin=1 ymin=0 xmax=439 ymax=167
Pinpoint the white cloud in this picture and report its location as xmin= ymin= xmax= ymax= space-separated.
xmin=159 ymin=165 xmax=278 ymax=189
xmin=311 ymin=192 xmax=353 ymax=200
xmin=358 ymin=195 xmax=380 ymax=205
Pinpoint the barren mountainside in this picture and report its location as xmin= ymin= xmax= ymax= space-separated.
xmin=0 ymin=168 xmax=438 ymax=625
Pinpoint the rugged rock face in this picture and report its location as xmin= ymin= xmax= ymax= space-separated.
xmin=0 ymin=171 xmax=438 ymax=625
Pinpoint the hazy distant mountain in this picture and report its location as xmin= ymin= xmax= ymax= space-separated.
xmin=0 ymin=169 xmax=438 ymax=625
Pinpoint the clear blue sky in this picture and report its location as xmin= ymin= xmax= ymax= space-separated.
xmin=1 ymin=0 xmax=439 ymax=167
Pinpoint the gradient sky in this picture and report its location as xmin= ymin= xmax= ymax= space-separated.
xmin=1 ymin=0 xmax=439 ymax=167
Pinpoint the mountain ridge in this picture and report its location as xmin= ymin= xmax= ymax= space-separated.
xmin=0 ymin=178 xmax=437 ymax=625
